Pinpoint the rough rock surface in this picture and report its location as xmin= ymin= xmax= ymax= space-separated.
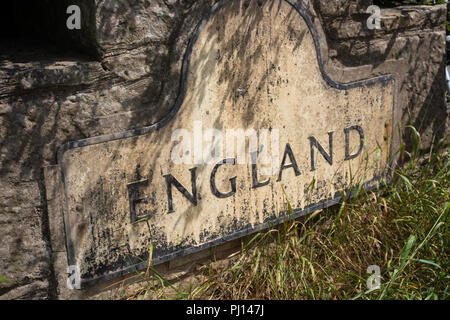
xmin=0 ymin=0 xmax=446 ymax=299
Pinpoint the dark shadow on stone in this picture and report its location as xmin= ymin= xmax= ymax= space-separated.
xmin=0 ymin=0 xmax=100 ymax=61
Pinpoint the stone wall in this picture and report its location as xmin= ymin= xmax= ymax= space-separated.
xmin=312 ymin=0 xmax=447 ymax=150
xmin=0 ymin=0 xmax=446 ymax=299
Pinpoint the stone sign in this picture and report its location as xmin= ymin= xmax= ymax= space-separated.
xmin=48 ymin=0 xmax=395 ymax=288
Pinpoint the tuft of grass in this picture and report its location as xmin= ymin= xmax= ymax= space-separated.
xmin=0 ymin=274 xmax=12 ymax=285
xmin=128 ymin=131 xmax=449 ymax=300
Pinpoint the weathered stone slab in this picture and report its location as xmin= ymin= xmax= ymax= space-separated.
xmin=52 ymin=0 xmax=395 ymax=288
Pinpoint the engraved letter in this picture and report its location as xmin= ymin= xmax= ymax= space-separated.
xmin=344 ymin=125 xmax=365 ymax=160
xmin=277 ymin=143 xmax=301 ymax=182
xmin=210 ymin=158 xmax=237 ymax=198
xmin=309 ymin=132 xmax=333 ymax=171
xmin=163 ymin=167 xmax=198 ymax=213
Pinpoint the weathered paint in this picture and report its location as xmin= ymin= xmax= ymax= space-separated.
xmin=52 ymin=0 xmax=395 ymax=288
